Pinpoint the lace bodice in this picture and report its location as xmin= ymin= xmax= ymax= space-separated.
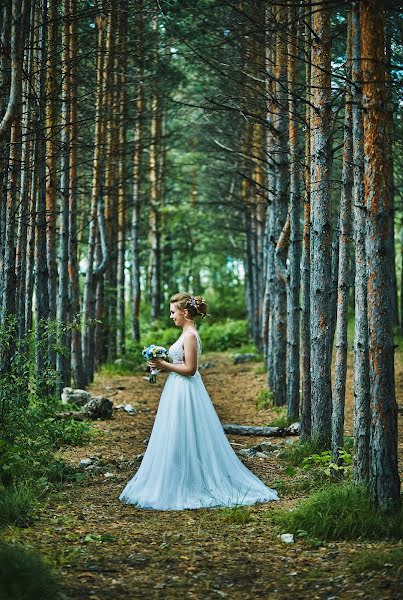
xmin=168 ymin=330 xmax=202 ymax=366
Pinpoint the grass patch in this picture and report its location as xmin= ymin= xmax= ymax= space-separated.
xmin=255 ymin=389 xmax=272 ymax=410
xmin=0 ymin=541 xmax=61 ymax=600
xmin=278 ymin=436 xmax=353 ymax=466
xmin=219 ymin=505 xmax=253 ymax=524
xmin=270 ymin=481 xmax=403 ymax=541
xmin=0 ymin=484 xmax=39 ymax=528
xmin=349 ymin=547 xmax=403 ymax=574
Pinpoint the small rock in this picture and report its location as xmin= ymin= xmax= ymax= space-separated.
xmin=285 ymin=422 xmax=301 ymax=435
xmin=143 ymin=437 xmax=150 ymax=445
xmin=84 ymin=396 xmax=113 ymax=419
xmin=233 ymin=353 xmax=258 ymax=364
xmin=278 ymin=533 xmax=294 ymax=544
xmin=239 ymin=448 xmax=257 ymax=457
xmin=136 ymin=452 xmax=145 ymax=461
xmin=104 ymin=472 xmax=115 ymax=478
xmin=200 ymin=362 xmax=214 ymax=369
xmin=80 ymin=458 xmax=93 ymax=467
xmin=255 ymin=451 xmax=269 ymax=458
xmin=61 ymin=387 xmax=91 ymax=406
xmin=115 ymin=403 xmax=137 ymax=415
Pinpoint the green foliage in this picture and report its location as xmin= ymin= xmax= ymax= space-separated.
xmin=198 ymin=319 xmax=251 ymax=351
xmin=270 ymin=482 xmax=403 ymax=541
xmin=302 ymin=449 xmax=352 ymax=477
xmin=135 ymin=319 xmax=251 ymax=354
xmin=0 ymin=319 xmax=93 ymax=529
xmin=255 ymin=389 xmax=272 ymax=410
xmin=0 ymin=484 xmax=38 ymax=528
xmin=279 ymin=438 xmax=334 ymax=466
xmin=0 ymin=541 xmax=61 ymax=600
xmin=219 ymin=505 xmax=253 ymax=524
xmin=349 ymin=547 xmax=403 ymax=574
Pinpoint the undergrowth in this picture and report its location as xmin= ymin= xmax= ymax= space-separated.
xmin=0 ymin=541 xmax=61 ymax=600
xmin=270 ymin=481 xmax=403 ymax=541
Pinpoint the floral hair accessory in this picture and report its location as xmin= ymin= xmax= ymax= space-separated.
xmin=187 ymin=296 xmax=197 ymax=309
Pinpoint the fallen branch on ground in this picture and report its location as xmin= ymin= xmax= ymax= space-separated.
xmin=222 ymin=423 xmax=300 ymax=436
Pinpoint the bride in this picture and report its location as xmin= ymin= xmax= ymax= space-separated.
xmin=119 ymin=292 xmax=279 ymax=510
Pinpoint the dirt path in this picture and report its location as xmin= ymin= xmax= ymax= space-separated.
xmin=14 ymin=352 xmax=403 ymax=599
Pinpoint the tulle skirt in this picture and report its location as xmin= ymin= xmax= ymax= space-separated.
xmin=119 ymin=370 xmax=279 ymax=510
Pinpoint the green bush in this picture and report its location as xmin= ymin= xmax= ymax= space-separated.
xmin=0 ymin=541 xmax=61 ymax=600
xmin=271 ymin=482 xmax=403 ymax=541
xmin=0 ymin=484 xmax=38 ymax=528
xmin=134 ymin=319 xmax=252 ymax=354
xmin=198 ymin=319 xmax=251 ymax=351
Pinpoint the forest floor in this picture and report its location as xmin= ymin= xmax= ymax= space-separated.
xmin=8 ymin=350 xmax=403 ymax=600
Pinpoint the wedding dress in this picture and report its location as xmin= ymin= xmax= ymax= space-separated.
xmin=119 ymin=330 xmax=279 ymax=510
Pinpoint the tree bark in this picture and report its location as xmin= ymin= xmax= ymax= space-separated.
xmin=361 ymin=0 xmax=401 ymax=512
xmin=351 ymin=1 xmax=370 ymax=485
xmin=300 ymin=7 xmax=312 ymax=441
xmin=332 ymin=11 xmax=353 ymax=467
xmin=309 ymin=0 xmax=333 ymax=448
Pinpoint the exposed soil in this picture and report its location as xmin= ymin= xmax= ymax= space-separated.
xmin=12 ymin=350 xmax=403 ymax=599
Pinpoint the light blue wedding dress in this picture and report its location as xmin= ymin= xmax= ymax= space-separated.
xmin=119 ymin=330 xmax=279 ymax=510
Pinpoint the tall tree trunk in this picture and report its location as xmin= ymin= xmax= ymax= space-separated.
xmin=332 ymin=12 xmax=353 ymax=467
xmin=82 ymin=8 xmax=107 ymax=383
xmin=361 ymin=0 xmax=401 ymax=512
xmin=57 ymin=0 xmax=72 ymax=390
xmin=351 ymin=1 xmax=370 ymax=485
xmin=104 ymin=4 xmax=119 ymax=361
xmin=271 ymin=5 xmax=288 ymax=407
xmin=45 ymin=0 xmax=59 ymax=370
xmin=286 ymin=1 xmax=301 ymax=422
xmin=131 ymin=0 xmax=144 ymax=343
xmin=69 ymin=0 xmax=85 ymax=388
xmin=310 ymin=0 xmax=333 ymax=447
xmin=300 ymin=7 xmax=312 ymax=441
xmin=116 ymin=0 xmax=128 ymax=356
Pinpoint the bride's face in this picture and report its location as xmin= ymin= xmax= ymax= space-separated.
xmin=170 ymin=303 xmax=187 ymax=327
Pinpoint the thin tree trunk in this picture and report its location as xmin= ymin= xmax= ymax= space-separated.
xmin=351 ymin=1 xmax=370 ymax=485
xmin=131 ymin=0 xmax=144 ymax=343
xmin=286 ymin=1 xmax=301 ymax=422
xmin=45 ymin=0 xmax=59 ymax=369
xmin=116 ymin=0 xmax=128 ymax=356
xmin=34 ymin=0 xmax=50 ymax=389
xmin=69 ymin=0 xmax=85 ymax=388
xmin=300 ymin=6 xmax=312 ymax=441
xmin=271 ymin=5 xmax=288 ymax=407
xmin=310 ymin=0 xmax=333 ymax=448
xmin=82 ymin=9 xmax=107 ymax=382
xmin=332 ymin=11 xmax=353 ymax=467
xmin=57 ymin=0 xmax=72 ymax=389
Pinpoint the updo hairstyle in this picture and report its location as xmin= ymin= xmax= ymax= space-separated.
xmin=170 ymin=292 xmax=210 ymax=320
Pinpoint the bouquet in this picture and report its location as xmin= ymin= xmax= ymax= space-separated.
xmin=142 ymin=345 xmax=171 ymax=383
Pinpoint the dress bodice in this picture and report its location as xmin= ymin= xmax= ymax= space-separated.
xmin=168 ymin=330 xmax=202 ymax=366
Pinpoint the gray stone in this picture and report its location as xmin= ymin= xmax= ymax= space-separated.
xmin=83 ymin=396 xmax=113 ymax=419
xmin=233 ymin=353 xmax=259 ymax=364
xmin=61 ymin=387 xmax=91 ymax=406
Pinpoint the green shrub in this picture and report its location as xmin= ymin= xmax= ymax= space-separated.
xmin=198 ymin=319 xmax=251 ymax=351
xmin=219 ymin=505 xmax=253 ymax=524
xmin=0 ymin=541 xmax=61 ymax=600
xmin=255 ymin=389 xmax=272 ymax=410
xmin=349 ymin=547 xmax=403 ymax=573
xmin=271 ymin=482 xmax=403 ymax=541
xmin=0 ymin=484 xmax=38 ymax=528
xmin=267 ymin=407 xmax=292 ymax=428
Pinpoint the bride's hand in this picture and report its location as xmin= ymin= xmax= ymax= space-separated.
xmin=148 ymin=359 xmax=165 ymax=370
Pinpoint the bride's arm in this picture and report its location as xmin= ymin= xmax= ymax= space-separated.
xmin=149 ymin=333 xmax=198 ymax=376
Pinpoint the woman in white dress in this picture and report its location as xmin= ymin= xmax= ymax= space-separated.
xmin=119 ymin=292 xmax=279 ymax=510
